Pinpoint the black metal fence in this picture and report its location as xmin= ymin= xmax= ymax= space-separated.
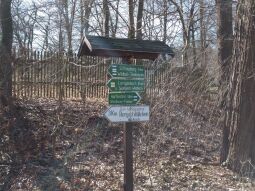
xmin=12 ymin=50 xmax=171 ymax=100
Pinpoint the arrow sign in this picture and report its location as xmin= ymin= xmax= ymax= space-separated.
xmin=108 ymin=64 xmax=145 ymax=78
xmin=107 ymin=79 xmax=145 ymax=92
xmin=104 ymin=105 xmax=150 ymax=122
xmin=109 ymin=92 xmax=141 ymax=105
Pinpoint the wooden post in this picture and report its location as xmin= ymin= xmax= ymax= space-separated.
xmin=123 ymin=57 xmax=134 ymax=191
xmin=123 ymin=122 xmax=133 ymax=191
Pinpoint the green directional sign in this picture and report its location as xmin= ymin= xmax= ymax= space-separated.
xmin=108 ymin=64 xmax=145 ymax=78
xmin=109 ymin=92 xmax=141 ymax=105
xmin=107 ymin=79 xmax=145 ymax=92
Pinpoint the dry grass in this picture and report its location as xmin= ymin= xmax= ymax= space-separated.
xmin=1 ymin=65 xmax=255 ymax=190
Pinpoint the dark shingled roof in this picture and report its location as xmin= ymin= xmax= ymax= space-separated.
xmin=78 ymin=35 xmax=174 ymax=60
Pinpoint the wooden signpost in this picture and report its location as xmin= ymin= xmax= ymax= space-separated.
xmin=104 ymin=63 xmax=149 ymax=191
xmin=78 ymin=35 xmax=174 ymax=191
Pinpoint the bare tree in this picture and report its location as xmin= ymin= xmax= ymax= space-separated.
xmin=103 ymin=0 xmax=110 ymax=37
xmin=216 ymin=0 xmax=233 ymax=163
xmin=42 ymin=18 xmax=50 ymax=50
xmin=169 ymin=0 xmax=198 ymax=67
xmin=80 ymin=0 xmax=84 ymax=40
xmin=0 ymin=0 xmax=13 ymax=102
xmin=109 ymin=0 xmax=120 ymax=37
xmin=216 ymin=0 xmax=233 ymax=83
xmin=189 ymin=2 xmax=197 ymax=68
xmin=82 ymin=0 xmax=93 ymax=35
xmin=12 ymin=0 xmax=38 ymax=51
xmin=136 ymin=0 xmax=144 ymax=39
xmin=58 ymin=0 xmax=78 ymax=55
xmin=58 ymin=13 xmax=64 ymax=52
xmin=128 ymin=0 xmax=135 ymax=39
xmin=200 ymin=0 xmax=207 ymax=69
xmin=222 ymin=0 xmax=255 ymax=176
xmin=9 ymin=0 xmax=217 ymax=61
xmin=163 ymin=0 xmax=168 ymax=43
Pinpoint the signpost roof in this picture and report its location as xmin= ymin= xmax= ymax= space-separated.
xmin=77 ymin=35 xmax=174 ymax=60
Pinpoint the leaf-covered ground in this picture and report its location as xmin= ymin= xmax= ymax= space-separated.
xmin=1 ymin=95 xmax=254 ymax=191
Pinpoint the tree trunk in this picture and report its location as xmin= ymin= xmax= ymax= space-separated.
xmin=62 ymin=0 xmax=77 ymax=55
xmin=0 ymin=0 xmax=13 ymax=102
xmin=43 ymin=23 xmax=49 ymax=50
xmin=103 ymin=0 xmax=110 ymax=37
xmin=216 ymin=0 xmax=233 ymax=163
xmin=188 ymin=2 xmax=196 ymax=68
xmin=84 ymin=0 xmax=92 ymax=35
xmin=224 ymin=0 xmax=255 ymax=176
xmin=58 ymin=14 xmax=64 ymax=52
xmin=163 ymin=0 xmax=167 ymax=43
xmin=169 ymin=0 xmax=190 ymax=66
xmin=191 ymin=23 xmax=197 ymax=68
xmin=136 ymin=0 xmax=144 ymax=39
xmin=111 ymin=0 xmax=120 ymax=38
xmin=200 ymin=0 xmax=207 ymax=69
xmin=128 ymin=0 xmax=135 ymax=39
xmin=80 ymin=0 xmax=84 ymax=40
xmin=216 ymin=0 xmax=233 ymax=82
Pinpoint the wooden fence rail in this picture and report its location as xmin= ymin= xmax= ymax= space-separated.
xmin=12 ymin=50 xmax=171 ymax=100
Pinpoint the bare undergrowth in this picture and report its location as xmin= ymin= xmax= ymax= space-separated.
xmin=0 ymin=68 xmax=255 ymax=190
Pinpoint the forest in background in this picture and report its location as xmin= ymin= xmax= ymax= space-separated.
xmin=11 ymin=0 xmax=217 ymax=68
